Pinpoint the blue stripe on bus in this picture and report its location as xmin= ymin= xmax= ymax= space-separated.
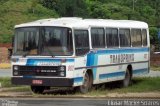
xmin=99 ymin=71 xmax=125 ymax=79
xmin=133 ymin=68 xmax=148 ymax=74
xmin=93 ymin=54 xmax=98 ymax=80
xmin=66 ymin=59 xmax=75 ymax=62
xmin=26 ymin=59 xmax=74 ymax=66
xmin=96 ymin=48 xmax=149 ymax=54
xmin=23 ymin=76 xmax=33 ymax=78
xmin=99 ymin=68 xmax=148 ymax=80
xmin=74 ymin=77 xmax=83 ymax=83
xmin=86 ymin=52 xmax=98 ymax=80
xmin=86 ymin=52 xmax=95 ymax=66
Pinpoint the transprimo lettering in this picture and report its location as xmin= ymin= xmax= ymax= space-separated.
xmin=110 ymin=54 xmax=134 ymax=64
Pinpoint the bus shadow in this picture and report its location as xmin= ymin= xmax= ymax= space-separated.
xmin=131 ymin=78 xmax=144 ymax=85
xmin=43 ymin=88 xmax=75 ymax=95
xmin=93 ymin=78 xmax=143 ymax=90
xmin=42 ymin=79 xmax=143 ymax=95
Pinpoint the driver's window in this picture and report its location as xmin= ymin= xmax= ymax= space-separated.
xmin=74 ymin=30 xmax=89 ymax=56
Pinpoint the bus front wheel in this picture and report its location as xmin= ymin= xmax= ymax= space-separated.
xmin=122 ymin=69 xmax=131 ymax=87
xmin=77 ymin=72 xmax=92 ymax=94
xmin=31 ymin=86 xmax=45 ymax=94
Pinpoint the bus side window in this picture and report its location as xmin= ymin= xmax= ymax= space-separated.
xmin=106 ymin=28 xmax=119 ymax=48
xmin=91 ymin=28 xmax=105 ymax=48
xmin=142 ymin=29 xmax=147 ymax=46
xmin=119 ymin=29 xmax=131 ymax=47
xmin=131 ymin=29 xmax=142 ymax=47
xmin=74 ymin=30 xmax=89 ymax=56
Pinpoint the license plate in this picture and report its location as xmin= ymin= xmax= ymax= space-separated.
xmin=32 ymin=80 xmax=43 ymax=85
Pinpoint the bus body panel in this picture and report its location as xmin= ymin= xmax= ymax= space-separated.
xmin=11 ymin=57 xmax=75 ymax=86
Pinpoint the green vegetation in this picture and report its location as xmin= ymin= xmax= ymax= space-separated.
xmin=108 ymin=77 xmax=160 ymax=92
xmin=0 ymin=77 xmax=15 ymax=87
xmin=0 ymin=77 xmax=30 ymax=92
xmin=151 ymin=66 xmax=160 ymax=71
xmin=0 ymin=77 xmax=160 ymax=95
xmin=1 ymin=86 xmax=30 ymax=92
xmin=84 ymin=77 xmax=160 ymax=96
xmin=0 ymin=0 xmax=160 ymax=44
xmin=0 ymin=0 xmax=58 ymax=43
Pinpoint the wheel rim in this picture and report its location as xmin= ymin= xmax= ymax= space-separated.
xmin=81 ymin=73 xmax=90 ymax=93
xmin=124 ymin=70 xmax=130 ymax=87
xmin=83 ymin=74 xmax=89 ymax=88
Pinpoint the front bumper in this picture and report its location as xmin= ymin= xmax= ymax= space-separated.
xmin=11 ymin=77 xmax=73 ymax=87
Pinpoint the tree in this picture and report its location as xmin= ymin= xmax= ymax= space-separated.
xmin=31 ymin=0 xmax=38 ymax=14
xmin=40 ymin=0 xmax=89 ymax=17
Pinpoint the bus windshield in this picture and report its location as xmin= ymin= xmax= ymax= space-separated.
xmin=14 ymin=27 xmax=73 ymax=56
xmin=14 ymin=27 xmax=39 ymax=56
xmin=41 ymin=27 xmax=73 ymax=56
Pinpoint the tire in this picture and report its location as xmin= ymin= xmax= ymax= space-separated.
xmin=122 ymin=69 xmax=131 ymax=87
xmin=45 ymin=86 xmax=51 ymax=90
xmin=31 ymin=86 xmax=45 ymax=94
xmin=77 ymin=72 xmax=92 ymax=94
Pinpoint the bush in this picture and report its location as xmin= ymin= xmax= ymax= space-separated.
xmin=150 ymin=27 xmax=159 ymax=51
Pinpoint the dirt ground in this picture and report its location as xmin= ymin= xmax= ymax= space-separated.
xmin=0 ymin=90 xmax=160 ymax=98
xmin=0 ymin=47 xmax=11 ymax=69
xmin=0 ymin=47 xmax=10 ymax=63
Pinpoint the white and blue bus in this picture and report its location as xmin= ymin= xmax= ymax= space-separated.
xmin=11 ymin=17 xmax=150 ymax=93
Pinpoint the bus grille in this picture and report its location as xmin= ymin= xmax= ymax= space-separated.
xmin=13 ymin=66 xmax=66 ymax=77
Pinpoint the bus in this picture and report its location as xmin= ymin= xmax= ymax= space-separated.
xmin=11 ymin=17 xmax=150 ymax=94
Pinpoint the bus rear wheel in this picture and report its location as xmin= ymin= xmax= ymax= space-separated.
xmin=77 ymin=72 xmax=92 ymax=94
xmin=31 ymin=86 xmax=45 ymax=94
xmin=122 ymin=69 xmax=131 ymax=87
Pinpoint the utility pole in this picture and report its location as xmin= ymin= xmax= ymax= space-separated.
xmin=132 ymin=0 xmax=137 ymax=11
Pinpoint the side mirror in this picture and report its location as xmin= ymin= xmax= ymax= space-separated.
xmin=12 ymin=36 xmax=14 ymax=48
xmin=8 ymin=48 xmax=12 ymax=59
xmin=8 ymin=36 xmax=14 ymax=59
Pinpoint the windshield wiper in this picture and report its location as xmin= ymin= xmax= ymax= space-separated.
xmin=46 ymin=47 xmax=55 ymax=57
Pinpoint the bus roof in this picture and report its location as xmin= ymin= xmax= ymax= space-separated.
xmin=15 ymin=17 xmax=148 ymax=29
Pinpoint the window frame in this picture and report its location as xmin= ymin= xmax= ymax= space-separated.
xmin=74 ymin=29 xmax=90 ymax=56
xmin=119 ymin=28 xmax=131 ymax=47
xmin=105 ymin=27 xmax=119 ymax=48
xmin=91 ymin=27 xmax=105 ymax=49
xmin=142 ymin=29 xmax=148 ymax=47
xmin=131 ymin=28 xmax=142 ymax=47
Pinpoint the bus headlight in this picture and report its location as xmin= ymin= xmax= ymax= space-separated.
xmin=59 ymin=66 xmax=65 ymax=71
xmin=13 ymin=71 xmax=19 ymax=76
xmin=60 ymin=72 xmax=65 ymax=76
xmin=13 ymin=66 xmax=19 ymax=70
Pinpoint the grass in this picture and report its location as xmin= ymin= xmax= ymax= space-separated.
xmin=1 ymin=86 xmax=30 ymax=92
xmin=0 ymin=77 xmax=30 ymax=92
xmin=150 ymin=65 xmax=160 ymax=71
xmin=0 ymin=63 xmax=11 ymax=69
xmin=86 ymin=77 xmax=160 ymax=96
xmin=0 ymin=77 xmax=16 ymax=87
xmin=0 ymin=77 xmax=160 ymax=96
